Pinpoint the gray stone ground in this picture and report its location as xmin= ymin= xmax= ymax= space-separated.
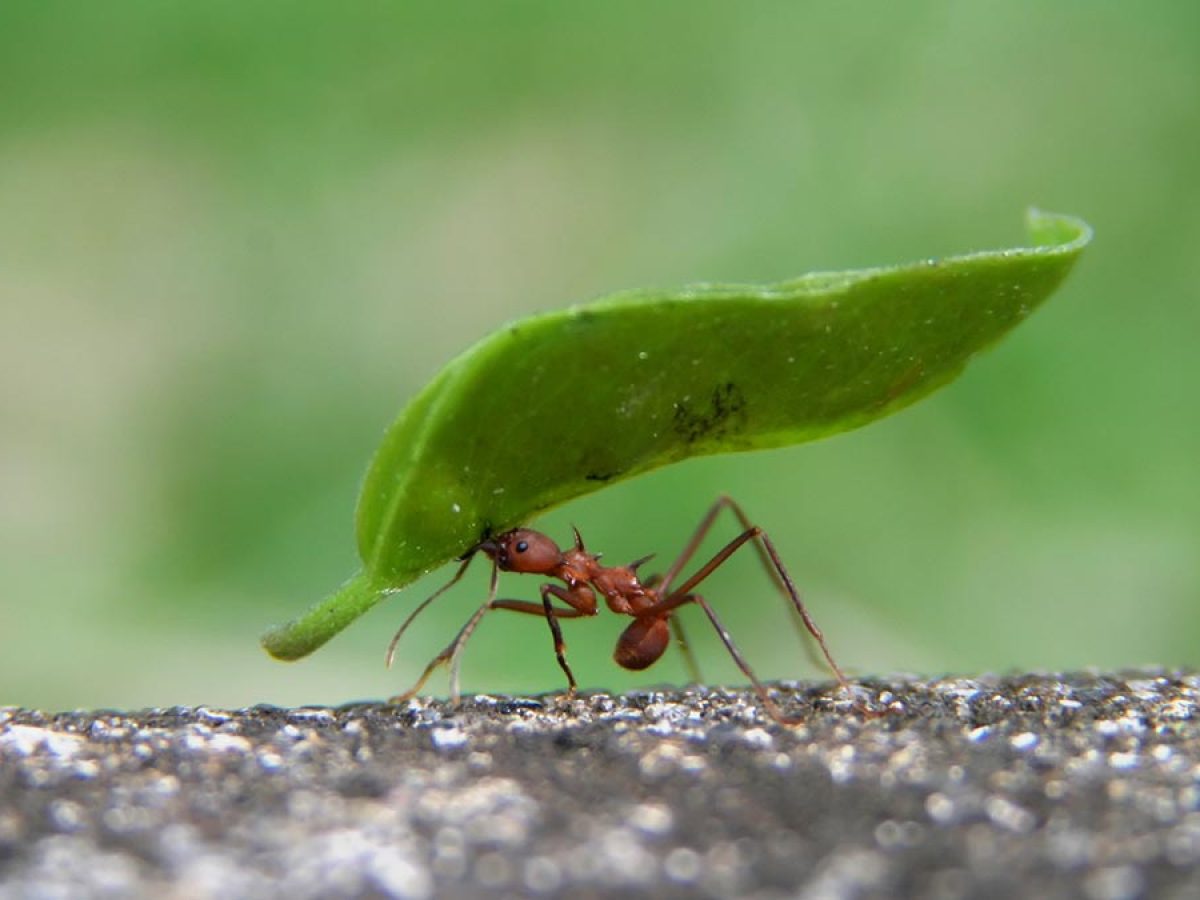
xmin=2 ymin=670 xmax=1199 ymax=899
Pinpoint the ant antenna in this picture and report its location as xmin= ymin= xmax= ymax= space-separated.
xmin=385 ymin=551 xmax=477 ymax=668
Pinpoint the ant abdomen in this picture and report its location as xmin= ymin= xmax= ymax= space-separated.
xmin=614 ymin=616 xmax=671 ymax=671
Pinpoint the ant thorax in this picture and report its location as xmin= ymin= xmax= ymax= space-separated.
xmin=558 ymin=547 xmax=596 ymax=587
xmin=589 ymin=564 xmax=652 ymax=616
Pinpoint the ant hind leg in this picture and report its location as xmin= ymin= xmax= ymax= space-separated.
xmin=658 ymin=496 xmax=826 ymax=670
xmin=671 ymin=594 xmax=800 ymax=725
xmin=667 ymin=525 xmax=854 ymax=695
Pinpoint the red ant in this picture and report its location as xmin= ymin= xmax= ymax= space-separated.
xmin=385 ymin=496 xmax=858 ymax=724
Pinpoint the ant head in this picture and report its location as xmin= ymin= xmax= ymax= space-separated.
xmin=478 ymin=528 xmax=562 ymax=574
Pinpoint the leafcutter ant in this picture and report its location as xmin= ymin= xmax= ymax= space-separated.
xmin=385 ymin=496 xmax=858 ymax=724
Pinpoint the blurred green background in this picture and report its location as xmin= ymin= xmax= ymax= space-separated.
xmin=2 ymin=3 xmax=1196 ymax=711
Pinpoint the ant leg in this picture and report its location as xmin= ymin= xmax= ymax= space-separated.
xmin=389 ymin=584 xmax=589 ymax=705
xmin=487 ymin=594 xmax=591 ymax=694
xmin=488 ymin=599 xmax=591 ymax=618
xmin=657 ymin=496 xmax=824 ymax=664
xmin=661 ymin=594 xmax=798 ymax=725
xmin=438 ymin=595 xmax=588 ymax=704
xmin=659 ymin=528 xmax=853 ymax=695
xmin=385 ymin=553 xmax=479 ymax=668
xmin=645 ymin=572 xmax=702 ymax=682
xmin=388 ymin=607 xmax=485 ymax=704
xmin=658 ymin=496 xmax=780 ymax=597
xmin=670 ymin=617 xmax=703 ymax=684
xmin=390 ymin=561 xmax=499 ymax=705
xmin=445 ymin=561 xmax=501 ymax=702
xmin=540 ymin=584 xmax=580 ymax=695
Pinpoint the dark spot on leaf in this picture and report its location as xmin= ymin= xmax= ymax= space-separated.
xmin=672 ymin=383 xmax=748 ymax=444
xmin=585 ymin=470 xmax=619 ymax=483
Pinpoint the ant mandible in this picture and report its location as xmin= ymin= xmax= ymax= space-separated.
xmin=385 ymin=496 xmax=857 ymax=724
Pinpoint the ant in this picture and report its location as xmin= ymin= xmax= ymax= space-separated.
xmin=385 ymin=496 xmax=859 ymax=724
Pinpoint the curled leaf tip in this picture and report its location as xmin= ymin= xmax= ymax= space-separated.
xmin=261 ymin=571 xmax=383 ymax=660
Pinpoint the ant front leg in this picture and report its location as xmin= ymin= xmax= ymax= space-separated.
xmin=390 ymin=562 xmax=499 ymax=706
xmin=389 ymin=602 xmax=489 ymax=705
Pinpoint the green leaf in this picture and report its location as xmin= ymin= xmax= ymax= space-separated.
xmin=262 ymin=209 xmax=1091 ymax=661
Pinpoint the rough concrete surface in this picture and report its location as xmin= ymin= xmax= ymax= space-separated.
xmin=2 ymin=670 xmax=1199 ymax=899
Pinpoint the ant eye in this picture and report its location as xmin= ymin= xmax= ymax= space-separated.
xmin=515 ymin=540 xmax=529 ymax=553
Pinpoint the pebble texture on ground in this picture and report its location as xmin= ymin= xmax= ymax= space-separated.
xmin=2 ymin=671 xmax=1199 ymax=899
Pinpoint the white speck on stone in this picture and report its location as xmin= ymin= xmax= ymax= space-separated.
xmin=1011 ymin=732 xmax=1039 ymax=751
xmin=664 ymin=847 xmax=703 ymax=883
xmin=256 ymin=750 xmax=284 ymax=771
xmin=925 ymin=792 xmax=956 ymax=825
xmin=968 ymin=725 xmax=994 ymax=743
xmin=627 ymin=803 xmax=673 ymax=836
xmin=193 ymin=707 xmax=233 ymax=724
xmin=0 ymin=725 xmax=85 ymax=759
xmin=48 ymin=799 xmax=86 ymax=832
xmin=431 ymin=726 xmax=469 ymax=751
xmin=524 ymin=856 xmax=563 ymax=893
xmin=1109 ymin=751 xmax=1140 ymax=771
xmin=598 ymin=827 xmax=658 ymax=885
xmin=206 ymin=734 xmax=252 ymax=754
xmin=741 ymin=728 xmax=773 ymax=750
xmin=985 ymin=796 xmax=1036 ymax=833
xmin=1084 ymin=864 xmax=1144 ymax=900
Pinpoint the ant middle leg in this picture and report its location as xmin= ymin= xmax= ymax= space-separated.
xmin=445 ymin=590 xmax=591 ymax=702
xmin=483 ymin=586 xmax=593 ymax=696
xmin=642 ymin=571 xmax=703 ymax=683
xmin=542 ymin=584 xmax=578 ymax=694
xmin=669 ymin=617 xmax=703 ymax=684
